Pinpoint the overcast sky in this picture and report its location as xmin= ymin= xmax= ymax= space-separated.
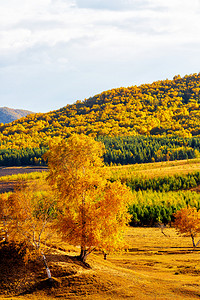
xmin=0 ymin=0 xmax=200 ymax=113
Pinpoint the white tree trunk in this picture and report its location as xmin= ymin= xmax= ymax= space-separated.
xmin=42 ymin=253 xmax=52 ymax=279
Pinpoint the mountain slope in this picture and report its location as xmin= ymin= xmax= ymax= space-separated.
xmin=0 ymin=73 xmax=200 ymax=150
xmin=0 ymin=107 xmax=34 ymax=124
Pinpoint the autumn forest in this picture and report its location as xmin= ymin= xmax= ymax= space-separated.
xmin=0 ymin=73 xmax=200 ymax=166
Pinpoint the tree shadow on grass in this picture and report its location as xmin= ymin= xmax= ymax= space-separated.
xmin=0 ymin=242 xmax=91 ymax=297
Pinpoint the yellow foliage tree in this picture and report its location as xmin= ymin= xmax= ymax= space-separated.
xmin=173 ymin=206 xmax=200 ymax=247
xmin=0 ymin=193 xmax=12 ymax=243
xmin=45 ymin=134 xmax=132 ymax=262
xmin=8 ymin=181 xmax=56 ymax=279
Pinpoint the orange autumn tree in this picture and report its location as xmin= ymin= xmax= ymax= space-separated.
xmin=45 ymin=134 xmax=132 ymax=262
xmin=0 ymin=193 xmax=12 ymax=243
xmin=173 ymin=206 xmax=200 ymax=247
xmin=8 ymin=181 xmax=56 ymax=280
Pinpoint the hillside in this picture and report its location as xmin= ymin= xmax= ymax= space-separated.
xmin=0 ymin=107 xmax=34 ymax=124
xmin=0 ymin=73 xmax=200 ymax=151
xmin=1 ymin=227 xmax=200 ymax=299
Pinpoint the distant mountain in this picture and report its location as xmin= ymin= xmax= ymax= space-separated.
xmin=0 ymin=107 xmax=34 ymax=124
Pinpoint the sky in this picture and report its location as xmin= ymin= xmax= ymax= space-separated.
xmin=0 ymin=0 xmax=200 ymax=113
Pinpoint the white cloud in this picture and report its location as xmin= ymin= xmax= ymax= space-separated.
xmin=1 ymin=0 xmax=199 ymax=57
xmin=0 ymin=0 xmax=200 ymax=112
xmin=75 ymin=0 xmax=142 ymax=10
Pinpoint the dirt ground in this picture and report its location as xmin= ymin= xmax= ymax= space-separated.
xmin=0 ymin=166 xmax=47 ymax=177
xmin=0 ymin=166 xmax=48 ymax=193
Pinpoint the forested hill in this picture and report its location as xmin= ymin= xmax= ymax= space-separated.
xmin=0 ymin=107 xmax=33 ymax=124
xmin=0 ymin=73 xmax=200 ymax=151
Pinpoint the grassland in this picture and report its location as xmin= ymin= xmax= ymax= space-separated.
xmin=1 ymin=227 xmax=200 ymax=299
xmin=1 ymin=159 xmax=200 ymax=299
xmin=110 ymin=158 xmax=200 ymax=181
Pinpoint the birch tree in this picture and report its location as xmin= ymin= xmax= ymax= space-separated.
xmin=45 ymin=134 xmax=132 ymax=262
xmin=8 ymin=181 xmax=56 ymax=280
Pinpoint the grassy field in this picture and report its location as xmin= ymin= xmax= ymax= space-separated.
xmin=110 ymin=158 xmax=200 ymax=181
xmin=0 ymin=158 xmax=200 ymax=185
xmin=1 ymin=227 xmax=200 ymax=299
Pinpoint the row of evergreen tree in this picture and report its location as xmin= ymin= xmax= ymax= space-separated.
xmin=126 ymin=171 xmax=200 ymax=226
xmin=0 ymin=148 xmax=47 ymax=166
xmin=0 ymin=135 xmax=200 ymax=166
xmin=125 ymin=172 xmax=200 ymax=192
xmin=98 ymin=135 xmax=200 ymax=165
xmin=128 ymin=190 xmax=200 ymax=226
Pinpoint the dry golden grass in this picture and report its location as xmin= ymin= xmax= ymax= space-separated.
xmin=1 ymin=227 xmax=200 ymax=300
xmin=110 ymin=158 xmax=200 ymax=180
